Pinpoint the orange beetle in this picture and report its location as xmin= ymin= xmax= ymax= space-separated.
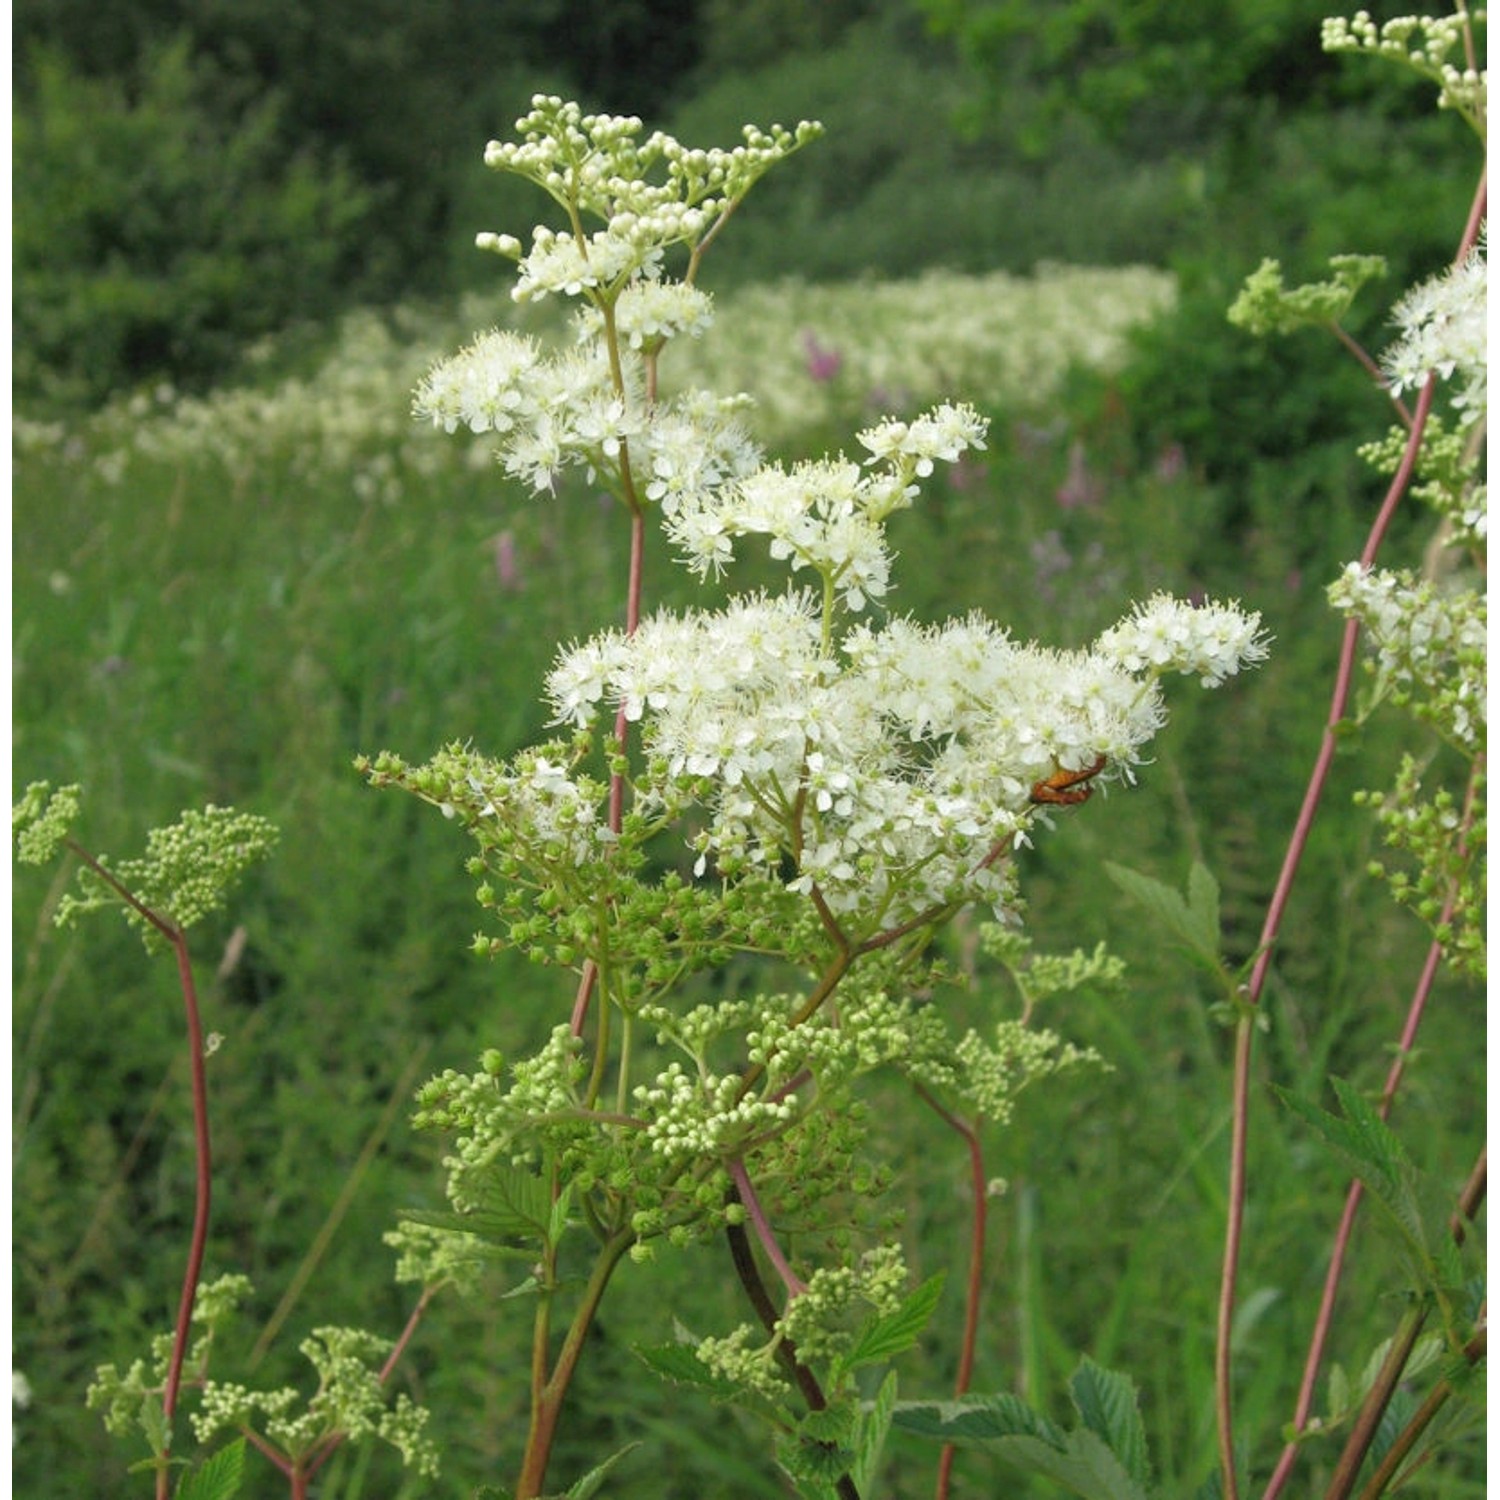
xmin=1029 ymin=754 xmax=1107 ymax=807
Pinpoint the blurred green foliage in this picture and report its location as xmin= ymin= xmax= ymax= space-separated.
xmin=13 ymin=38 xmax=375 ymax=408
xmin=14 ymin=0 xmax=1478 ymax=411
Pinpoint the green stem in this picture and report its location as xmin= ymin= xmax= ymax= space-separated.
xmin=515 ymin=1231 xmax=636 ymax=1500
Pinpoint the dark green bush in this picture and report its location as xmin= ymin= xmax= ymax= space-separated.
xmin=13 ymin=38 xmax=375 ymax=407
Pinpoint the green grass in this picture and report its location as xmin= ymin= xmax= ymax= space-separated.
xmin=11 ymin=266 xmax=1483 ymax=1497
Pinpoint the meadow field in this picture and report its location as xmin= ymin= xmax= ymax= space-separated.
xmin=13 ymin=237 xmax=1484 ymax=1497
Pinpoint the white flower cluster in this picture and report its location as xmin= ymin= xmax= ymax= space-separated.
xmin=1095 ymin=591 xmax=1272 ymax=687
xmin=413 ymin=331 xmax=639 ymax=493
xmin=487 ymin=225 xmax=664 ymax=304
xmin=437 ymin=750 xmax=613 ymax=868
xmin=1329 ymin=562 xmax=1486 ymax=755
xmin=413 ymin=319 xmax=766 ymax=499
xmin=575 ymin=280 xmax=717 ymax=351
xmin=660 ymin=403 xmax=986 ymax=608
xmin=544 ymin=588 xmax=1267 ymax=928
xmin=1381 ymin=239 xmax=1487 ymax=412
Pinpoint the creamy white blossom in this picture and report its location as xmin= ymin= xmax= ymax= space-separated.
xmin=1382 ymin=240 xmax=1487 ymax=411
xmin=1329 ymin=562 xmax=1486 ymax=754
xmin=542 ymin=588 xmax=1265 ymax=927
xmin=1096 ymin=592 xmax=1271 ymax=687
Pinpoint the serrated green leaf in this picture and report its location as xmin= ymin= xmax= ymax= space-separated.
xmin=1273 ymin=1082 xmax=1425 ymax=1260
xmin=176 ymin=1439 xmax=246 ymax=1500
xmin=840 ymin=1273 xmax=945 ymax=1373
xmin=138 ymin=1393 xmax=169 ymax=1454
xmin=634 ymin=1341 xmax=741 ymax=1399
xmin=564 ymin=1441 xmax=641 ymax=1499
xmin=1186 ymin=862 xmax=1221 ymax=953
xmin=891 ymin=1393 xmax=1065 ymax=1448
xmin=1069 ymin=1358 xmax=1150 ymax=1486
xmin=397 ymin=1207 xmax=543 ymax=1264
xmin=981 ymin=1429 xmax=1152 ymax=1500
xmin=851 ymin=1371 xmax=897 ymax=1495
xmin=632 ymin=1340 xmax=791 ymax=1427
xmin=472 ymin=1485 xmax=513 ymax=1499
xmin=402 ymin=1160 xmax=555 ymax=1250
xmin=1104 ymin=862 xmax=1223 ymax=973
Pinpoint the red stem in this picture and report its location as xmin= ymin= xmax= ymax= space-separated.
xmin=1216 ymin=374 xmax=1441 ymax=1500
xmin=62 ymin=843 xmax=207 ymax=1500
xmin=162 ymin=931 xmax=213 ymax=1424
xmin=1226 ymin=159 xmax=1486 ymax=1500
xmin=913 ymin=1084 xmax=987 ymax=1500
xmin=1259 ymin=760 xmax=1483 ymax=1499
xmin=727 ymin=1156 xmax=807 ymax=1297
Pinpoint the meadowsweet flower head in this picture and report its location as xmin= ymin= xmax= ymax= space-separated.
xmin=1382 ymin=239 xmax=1487 ymax=411
xmin=479 ymin=95 xmax=821 ymax=269
xmin=576 ymin=280 xmax=716 ymax=352
xmin=511 ymin=226 xmax=660 ymax=304
xmin=1329 ymin=562 xmax=1486 ymax=754
xmin=412 ymin=330 xmax=541 ymax=435
xmin=1096 ymin=592 xmax=1271 ymax=686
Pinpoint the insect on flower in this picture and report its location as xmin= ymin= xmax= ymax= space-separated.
xmin=1029 ymin=755 xmax=1107 ymax=807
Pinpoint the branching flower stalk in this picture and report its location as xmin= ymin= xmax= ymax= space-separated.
xmin=1260 ymin=752 xmax=1485 ymax=1500
xmin=59 ymin=844 xmax=210 ymax=1500
xmin=11 ymin=789 xmax=283 ymax=1494
xmin=380 ymin=94 xmax=1269 ymax=1499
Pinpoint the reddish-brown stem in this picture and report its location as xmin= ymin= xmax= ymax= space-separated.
xmin=912 ymin=1084 xmax=987 ymax=1500
xmin=724 ymin=1207 xmax=825 ymax=1411
xmin=1217 ymin=367 xmax=1441 ymax=1500
xmin=1448 ymin=1146 xmax=1486 ymax=1245
xmin=1238 ymin=181 xmax=1487 ymax=1492
xmin=1260 ymin=759 xmax=1483 ymax=1500
xmin=728 ymin=1156 xmax=807 ymax=1297
xmin=62 ymin=842 xmax=209 ymax=1500
xmin=723 ymin=1209 xmax=863 ymax=1500
xmin=1356 ymin=1324 xmax=1486 ymax=1500
xmin=163 ymin=931 xmax=213 ymax=1422
xmin=1327 ymin=322 xmax=1412 ymax=428
xmin=1323 ymin=1303 xmax=1428 ymax=1500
